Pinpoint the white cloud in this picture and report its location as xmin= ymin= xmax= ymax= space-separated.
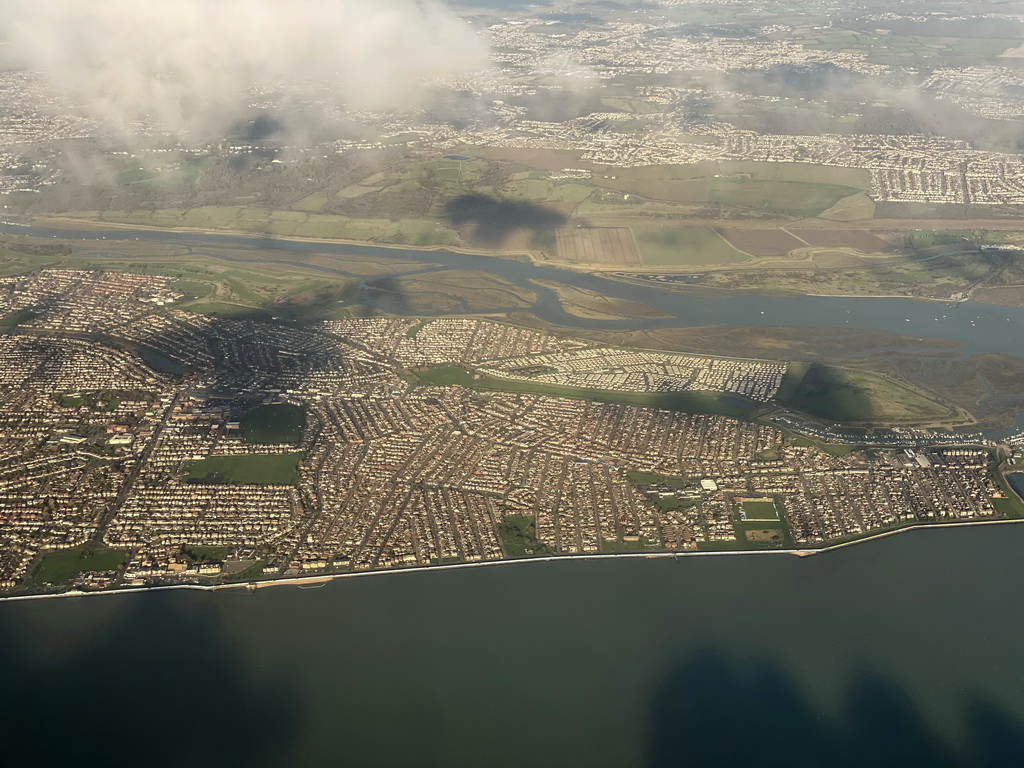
xmin=1 ymin=0 xmax=489 ymax=139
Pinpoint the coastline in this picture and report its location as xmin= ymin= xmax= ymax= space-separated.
xmin=2 ymin=517 xmax=1020 ymax=605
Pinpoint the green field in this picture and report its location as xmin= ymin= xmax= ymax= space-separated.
xmin=182 ymin=302 xmax=272 ymax=320
xmin=589 ymin=161 xmax=869 ymax=218
xmin=222 ymin=561 xmax=269 ymax=582
xmin=600 ymin=539 xmax=649 ymax=552
xmin=741 ymin=500 xmax=780 ymax=521
xmin=416 ymin=366 xmax=478 ymax=387
xmin=781 ymin=364 xmax=957 ymax=424
xmin=173 ymin=277 xmax=216 ymax=299
xmin=183 ymin=546 xmax=229 ymax=562
xmin=736 ymin=520 xmax=792 ymax=547
xmin=95 ymin=207 xmax=460 ymax=246
xmin=405 ymin=319 xmax=432 ymax=338
xmin=504 ymin=177 xmax=594 ymax=204
xmin=725 ymin=162 xmax=869 ymax=187
xmin=626 ymin=471 xmax=696 ymax=490
xmin=242 ymin=404 xmax=306 ymax=445
xmin=634 ymin=227 xmax=749 ymax=266
xmin=415 ymin=366 xmax=756 ymax=419
xmin=710 ymin=179 xmax=864 ymax=218
xmin=498 ymin=515 xmax=550 ymax=557
xmin=994 ymin=471 xmax=1024 ymax=519
xmin=907 ymin=230 xmax=990 ymax=249
xmin=0 ymin=309 xmax=39 ymax=328
xmin=817 ymin=193 xmax=876 ymax=222
xmin=187 ymin=453 xmax=304 ymax=485
xmin=993 ymin=497 xmax=1023 ymax=519
xmin=597 ymin=176 xmax=710 ymax=204
xmin=698 ymin=521 xmax=793 ymax=551
xmin=34 ymin=547 xmax=128 ymax=585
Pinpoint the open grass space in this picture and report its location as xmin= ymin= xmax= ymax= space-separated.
xmin=995 ymin=472 xmax=1024 ymax=519
xmin=698 ymin=521 xmax=793 ymax=551
xmin=0 ymin=308 xmax=39 ymax=328
xmin=414 ymin=366 xmax=757 ymax=419
xmin=715 ymin=228 xmax=807 ymax=259
xmin=600 ymin=539 xmax=649 ymax=552
xmin=781 ymin=363 xmax=957 ymax=424
xmin=741 ymin=500 xmax=781 ymax=521
xmin=90 ymin=207 xmax=461 ymax=247
xmin=816 ymin=193 xmax=876 ymax=222
xmin=587 ymin=162 xmax=868 ymax=219
xmin=791 ymin=229 xmax=894 ymax=253
xmin=907 ymin=230 xmax=991 ymax=249
xmin=241 ymin=404 xmax=306 ymax=445
xmin=186 ymin=453 xmax=304 ymax=485
xmin=498 ymin=515 xmax=550 ymax=557
xmin=993 ymin=497 xmax=1024 ymax=519
xmin=634 ymin=227 xmax=749 ymax=266
xmin=34 ymin=547 xmax=128 ymax=585
xmin=181 ymin=302 xmax=273 ymax=321
xmin=172 ymin=278 xmax=216 ymax=299
xmin=710 ymin=179 xmax=864 ymax=218
xmin=504 ymin=177 xmax=594 ymax=204
xmin=222 ymin=561 xmax=269 ymax=582
xmin=183 ymin=546 xmax=229 ymax=563
xmin=737 ymin=520 xmax=791 ymax=546
xmin=473 ymin=376 xmax=756 ymax=419
xmin=416 ymin=366 xmax=477 ymax=387
xmin=626 ymin=470 xmax=697 ymax=490
xmin=689 ymin=247 xmax=1007 ymax=301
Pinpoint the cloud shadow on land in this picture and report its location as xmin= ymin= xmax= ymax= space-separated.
xmin=649 ymin=648 xmax=1024 ymax=768
xmin=444 ymin=194 xmax=567 ymax=247
xmin=356 ymin=275 xmax=414 ymax=316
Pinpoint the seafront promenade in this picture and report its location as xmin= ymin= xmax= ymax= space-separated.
xmin=3 ymin=517 xmax=1021 ymax=605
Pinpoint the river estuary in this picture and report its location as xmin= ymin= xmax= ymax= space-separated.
xmin=5 ymin=222 xmax=1024 ymax=357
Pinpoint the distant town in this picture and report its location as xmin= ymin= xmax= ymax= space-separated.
xmin=1 ymin=4 xmax=1024 ymax=209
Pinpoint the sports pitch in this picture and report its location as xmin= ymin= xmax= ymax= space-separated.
xmin=740 ymin=500 xmax=781 ymax=521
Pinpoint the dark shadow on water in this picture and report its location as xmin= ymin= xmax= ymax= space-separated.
xmin=650 ymin=649 xmax=1024 ymax=768
xmin=444 ymin=193 xmax=566 ymax=247
xmin=0 ymin=594 xmax=303 ymax=767
xmin=965 ymin=700 xmax=1024 ymax=768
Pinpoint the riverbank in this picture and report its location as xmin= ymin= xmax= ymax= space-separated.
xmin=4 ymin=517 xmax=1021 ymax=604
xmin=26 ymin=216 xmax=544 ymax=264
xmin=3 ymin=219 xmax=1023 ymax=357
xmin=23 ymin=218 xmax=1023 ymax=308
